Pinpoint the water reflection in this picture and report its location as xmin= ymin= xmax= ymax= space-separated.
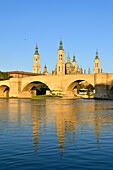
xmin=30 ymin=99 xmax=113 ymax=153
xmin=0 ymin=98 xmax=113 ymax=154
xmin=54 ymin=101 xmax=77 ymax=152
xmin=32 ymin=106 xmax=40 ymax=152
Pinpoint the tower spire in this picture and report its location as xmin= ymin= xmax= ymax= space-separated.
xmin=32 ymin=43 xmax=40 ymax=74
xmin=73 ymin=53 xmax=76 ymax=62
xmin=95 ymin=49 xmax=99 ymax=59
xmin=94 ymin=49 xmax=100 ymax=74
xmin=57 ymin=38 xmax=65 ymax=75
xmin=34 ymin=43 xmax=39 ymax=55
xmin=59 ymin=37 xmax=63 ymax=50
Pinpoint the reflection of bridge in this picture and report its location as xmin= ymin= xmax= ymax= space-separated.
xmin=0 ymin=73 xmax=113 ymax=99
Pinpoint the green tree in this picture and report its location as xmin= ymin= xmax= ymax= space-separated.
xmin=0 ymin=71 xmax=10 ymax=81
xmin=86 ymin=84 xmax=95 ymax=92
xmin=77 ymin=83 xmax=85 ymax=93
xmin=36 ymin=83 xmax=50 ymax=95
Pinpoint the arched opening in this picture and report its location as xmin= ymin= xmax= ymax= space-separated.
xmin=108 ymin=86 xmax=113 ymax=99
xmin=31 ymin=83 xmax=50 ymax=96
xmin=77 ymin=81 xmax=95 ymax=94
xmin=0 ymin=85 xmax=10 ymax=98
xmin=66 ymin=80 xmax=95 ymax=98
xmin=22 ymin=81 xmax=50 ymax=97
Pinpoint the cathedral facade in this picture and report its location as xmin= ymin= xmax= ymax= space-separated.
xmin=32 ymin=40 xmax=101 ymax=75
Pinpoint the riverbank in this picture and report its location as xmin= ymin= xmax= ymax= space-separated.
xmin=31 ymin=95 xmax=63 ymax=99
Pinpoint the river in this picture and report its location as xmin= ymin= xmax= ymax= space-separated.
xmin=0 ymin=98 xmax=113 ymax=170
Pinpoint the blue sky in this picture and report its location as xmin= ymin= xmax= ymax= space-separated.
xmin=0 ymin=0 xmax=113 ymax=73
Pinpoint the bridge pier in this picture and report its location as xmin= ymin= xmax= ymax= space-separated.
xmin=94 ymin=73 xmax=109 ymax=99
xmin=9 ymin=78 xmax=32 ymax=98
xmin=64 ymin=90 xmax=75 ymax=98
xmin=9 ymin=78 xmax=22 ymax=98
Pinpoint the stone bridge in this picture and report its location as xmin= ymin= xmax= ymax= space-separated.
xmin=0 ymin=73 xmax=113 ymax=99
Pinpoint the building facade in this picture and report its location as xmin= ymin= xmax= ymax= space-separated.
xmin=32 ymin=44 xmax=41 ymax=74
xmin=94 ymin=50 xmax=100 ymax=74
xmin=32 ymin=40 xmax=101 ymax=75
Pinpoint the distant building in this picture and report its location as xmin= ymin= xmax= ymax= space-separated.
xmin=32 ymin=39 xmax=101 ymax=75
xmin=32 ymin=44 xmax=41 ymax=74
xmin=8 ymin=71 xmax=39 ymax=78
xmin=94 ymin=50 xmax=100 ymax=74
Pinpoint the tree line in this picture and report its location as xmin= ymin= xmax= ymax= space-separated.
xmin=0 ymin=71 xmax=10 ymax=81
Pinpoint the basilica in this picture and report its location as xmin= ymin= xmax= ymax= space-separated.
xmin=32 ymin=39 xmax=101 ymax=75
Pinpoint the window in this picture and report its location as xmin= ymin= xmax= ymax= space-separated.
xmin=95 ymin=63 xmax=98 ymax=67
xmin=59 ymin=66 xmax=60 ymax=71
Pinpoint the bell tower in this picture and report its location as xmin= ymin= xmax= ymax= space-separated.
xmin=56 ymin=39 xmax=65 ymax=75
xmin=32 ymin=44 xmax=41 ymax=74
xmin=94 ymin=50 xmax=100 ymax=74
xmin=72 ymin=54 xmax=77 ymax=71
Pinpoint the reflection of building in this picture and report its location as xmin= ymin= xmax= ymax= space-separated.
xmin=42 ymin=99 xmax=77 ymax=152
xmin=56 ymin=112 xmax=65 ymax=152
xmin=56 ymin=110 xmax=77 ymax=152
xmin=3 ymin=98 xmax=113 ymax=154
xmin=8 ymin=99 xmax=22 ymax=122
xmin=31 ymin=102 xmax=47 ymax=152
xmin=31 ymin=99 xmax=113 ymax=152
xmin=94 ymin=113 xmax=100 ymax=143
xmin=32 ymin=105 xmax=40 ymax=152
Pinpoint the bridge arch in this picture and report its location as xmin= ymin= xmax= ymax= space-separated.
xmin=22 ymin=80 xmax=51 ymax=97
xmin=107 ymin=80 xmax=113 ymax=99
xmin=65 ymin=79 xmax=95 ymax=96
xmin=66 ymin=80 xmax=84 ymax=91
xmin=0 ymin=85 xmax=10 ymax=97
xmin=109 ymin=86 xmax=113 ymax=98
xmin=19 ymin=74 xmax=95 ymax=98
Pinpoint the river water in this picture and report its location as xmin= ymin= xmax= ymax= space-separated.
xmin=0 ymin=98 xmax=113 ymax=170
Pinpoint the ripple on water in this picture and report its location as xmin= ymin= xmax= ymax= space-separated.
xmin=0 ymin=99 xmax=113 ymax=170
